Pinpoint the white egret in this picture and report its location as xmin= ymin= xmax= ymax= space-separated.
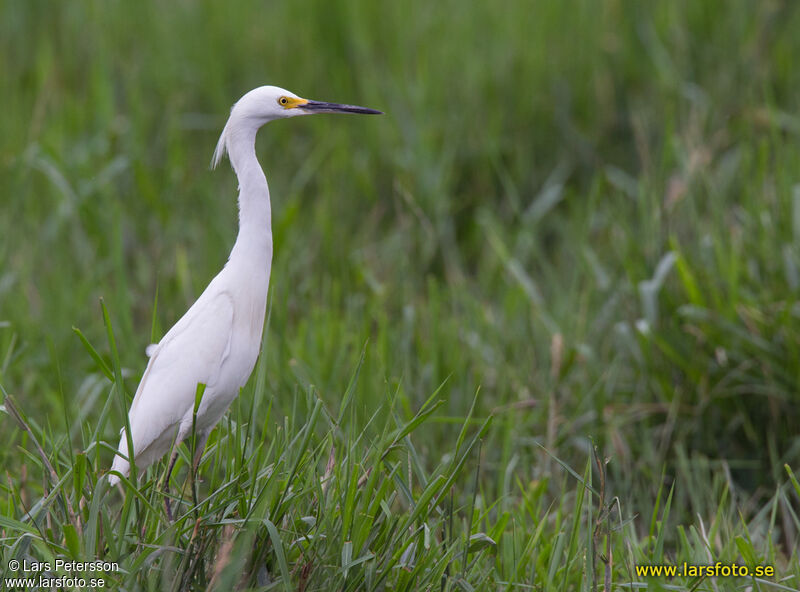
xmin=108 ymin=86 xmax=381 ymax=507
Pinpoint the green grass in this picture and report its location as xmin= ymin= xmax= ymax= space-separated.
xmin=2 ymin=0 xmax=800 ymax=589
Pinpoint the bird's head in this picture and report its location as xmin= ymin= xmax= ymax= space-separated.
xmin=237 ymin=85 xmax=382 ymax=120
xmin=212 ymin=85 xmax=382 ymax=168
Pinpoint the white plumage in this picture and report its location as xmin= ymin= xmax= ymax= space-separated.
xmin=108 ymin=86 xmax=381 ymax=486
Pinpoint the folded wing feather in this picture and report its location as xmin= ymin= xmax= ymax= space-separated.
xmin=109 ymin=290 xmax=234 ymax=483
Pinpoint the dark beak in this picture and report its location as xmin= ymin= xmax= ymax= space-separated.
xmin=302 ymin=100 xmax=383 ymax=115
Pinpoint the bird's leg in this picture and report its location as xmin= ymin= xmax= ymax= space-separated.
xmin=190 ymin=431 xmax=209 ymax=518
xmin=192 ymin=431 xmax=209 ymax=473
xmin=164 ymin=450 xmax=180 ymax=521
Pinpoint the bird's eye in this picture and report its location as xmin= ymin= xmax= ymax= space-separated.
xmin=279 ymin=96 xmax=289 ymax=106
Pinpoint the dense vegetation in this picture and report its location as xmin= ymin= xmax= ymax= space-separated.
xmin=1 ymin=1 xmax=799 ymax=589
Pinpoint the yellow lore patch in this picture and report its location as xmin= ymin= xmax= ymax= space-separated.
xmin=278 ymin=96 xmax=308 ymax=109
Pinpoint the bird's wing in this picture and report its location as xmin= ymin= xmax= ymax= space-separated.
xmin=124 ymin=289 xmax=235 ymax=459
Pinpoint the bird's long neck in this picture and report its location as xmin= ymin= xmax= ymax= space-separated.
xmin=225 ymin=122 xmax=273 ymax=267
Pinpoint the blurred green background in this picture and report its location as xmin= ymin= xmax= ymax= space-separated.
xmin=2 ymin=0 xmax=800 ymax=546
